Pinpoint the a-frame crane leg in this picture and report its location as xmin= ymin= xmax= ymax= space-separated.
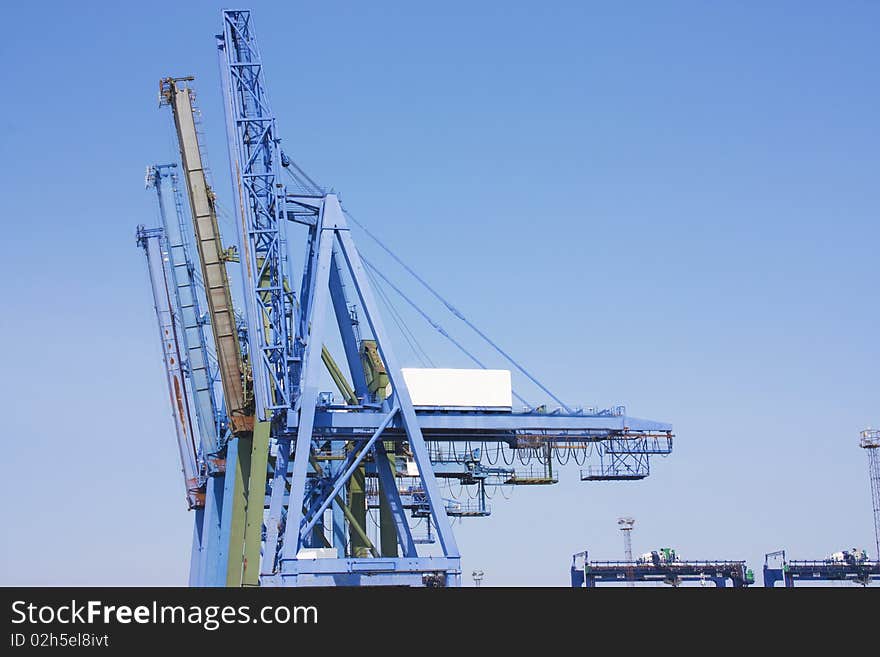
xmin=280 ymin=226 xmax=337 ymax=572
xmin=217 ymin=437 xmax=249 ymax=586
xmin=242 ymin=422 xmax=270 ymax=585
xmin=256 ymin=196 xmax=460 ymax=585
xmin=328 ymin=254 xmax=370 ymax=558
xmin=334 ymin=206 xmax=461 ymax=578
xmin=198 ymin=476 xmax=224 ymax=586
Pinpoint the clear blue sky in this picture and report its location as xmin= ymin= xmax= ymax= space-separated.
xmin=1 ymin=1 xmax=878 ymax=586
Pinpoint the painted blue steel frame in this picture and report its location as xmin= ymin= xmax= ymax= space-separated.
xmin=218 ymin=10 xmax=294 ymax=420
xmin=217 ymin=10 xmax=462 ymax=586
xmin=571 ymin=552 xmax=751 ymax=587
xmin=270 ymin=195 xmax=463 ymax=586
xmin=213 ymin=8 xmax=674 ymax=587
xmin=762 ymin=550 xmax=880 ymax=587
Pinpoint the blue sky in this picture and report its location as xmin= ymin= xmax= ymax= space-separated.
xmin=1 ymin=1 xmax=878 ymax=586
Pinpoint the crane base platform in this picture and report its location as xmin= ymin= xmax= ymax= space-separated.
xmin=265 ymin=557 xmax=461 ymax=587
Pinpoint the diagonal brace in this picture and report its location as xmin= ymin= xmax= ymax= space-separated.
xmin=308 ymin=453 xmax=379 ymax=558
xmin=299 ymin=406 xmax=399 ymax=542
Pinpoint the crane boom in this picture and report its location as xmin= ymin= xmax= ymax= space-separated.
xmin=160 ymin=77 xmax=253 ymax=436
xmin=216 ymin=16 xmax=296 ymax=421
xmin=146 ymin=164 xmax=222 ymax=460
xmin=136 ymin=225 xmax=203 ymax=509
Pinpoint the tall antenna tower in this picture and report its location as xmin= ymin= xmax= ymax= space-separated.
xmin=860 ymin=429 xmax=880 ymax=559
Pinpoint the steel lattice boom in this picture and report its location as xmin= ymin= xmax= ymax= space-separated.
xmin=860 ymin=428 xmax=880 ymax=560
xmin=137 ymin=8 xmax=675 ymax=587
xmin=217 ymin=13 xmax=295 ymax=419
xmin=137 ymin=224 xmax=203 ymax=509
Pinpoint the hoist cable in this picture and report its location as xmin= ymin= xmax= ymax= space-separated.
xmin=362 ymin=257 xmax=531 ymax=407
xmin=347 ymin=211 xmax=571 ymax=412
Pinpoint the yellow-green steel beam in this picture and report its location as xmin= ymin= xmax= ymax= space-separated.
xmin=321 ymin=346 xmax=357 ymax=405
xmin=308 ymin=453 xmax=378 ymax=558
xmin=242 ymin=421 xmax=270 ymax=586
xmin=378 ymin=444 xmax=399 ymax=558
xmin=164 ymin=77 xmax=251 ymax=435
xmin=224 ymin=436 xmax=251 ymax=586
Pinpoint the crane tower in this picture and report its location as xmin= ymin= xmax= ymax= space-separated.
xmin=860 ymin=429 xmax=880 ymax=559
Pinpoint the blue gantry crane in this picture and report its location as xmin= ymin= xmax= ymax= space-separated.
xmin=571 ymin=550 xmax=754 ymax=588
xmin=137 ymin=8 xmax=674 ymax=587
xmin=763 ymin=549 xmax=880 ymax=587
xmin=761 ymin=430 xmax=880 ymax=587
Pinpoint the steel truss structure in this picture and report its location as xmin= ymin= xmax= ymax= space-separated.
xmin=138 ymin=8 xmax=675 ymax=587
xmin=763 ymin=550 xmax=880 ymax=587
xmin=860 ymin=429 xmax=880 ymax=560
xmin=571 ymin=552 xmax=753 ymax=588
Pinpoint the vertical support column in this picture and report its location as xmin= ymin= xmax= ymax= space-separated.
xmin=200 ymin=474 xmax=225 ymax=586
xmin=329 ymin=249 xmax=368 ymax=559
xmin=242 ymin=421 xmax=270 ymax=586
xmin=349 ymin=467 xmax=369 ymax=558
xmin=261 ymin=438 xmax=290 ymax=579
xmin=375 ymin=441 xmax=417 ymax=557
xmin=219 ymin=436 xmax=252 ymax=586
xmin=378 ymin=446 xmax=399 ymax=558
xmin=570 ymin=563 xmax=585 ymax=588
xmin=188 ymin=509 xmax=206 ymax=586
xmin=330 ymin=446 xmax=347 ymax=554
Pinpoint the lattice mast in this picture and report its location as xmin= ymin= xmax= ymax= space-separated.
xmin=860 ymin=429 xmax=880 ymax=560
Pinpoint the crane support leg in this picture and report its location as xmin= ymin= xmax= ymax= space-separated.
xmin=337 ymin=223 xmax=461 ymax=565
xmin=375 ymin=441 xmax=416 ymax=557
xmin=279 ymin=229 xmax=336 ymax=566
xmin=198 ymin=475 xmax=225 ymax=586
xmin=219 ymin=437 xmax=251 ymax=586
xmin=349 ymin=468 xmax=369 ymax=558
xmin=378 ymin=444 xmax=399 ymax=558
xmin=242 ymin=421 xmax=270 ymax=586
xmin=188 ymin=510 xmax=206 ymax=586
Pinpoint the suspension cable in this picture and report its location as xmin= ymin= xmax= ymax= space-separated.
xmin=362 ymin=256 xmax=531 ymax=407
xmin=366 ymin=265 xmax=434 ymax=367
xmin=283 ymin=158 xmax=324 ymax=195
xmin=348 ymin=211 xmax=571 ymax=412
